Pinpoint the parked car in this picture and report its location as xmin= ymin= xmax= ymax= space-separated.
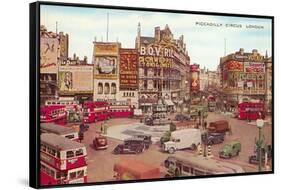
xmin=249 ymin=144 xmax=272 ymax=165
xmin=175 ymin=114 xmax=191 ymax=121
xmin=219 ymin=141 xmax=241 ymax=159
xmin=206 ymin=132 xmax=225 ymax=145
xmin=145 ymin=117 xmax=171 ymax=126
xmin=113 ymin=138 xmax=145 ymax=154
xmin=93 ymin=135 xmax=108 ymax=150
xmin=163 ymin=129 xmax=201 ymax=154
xmin=133 ymin=134 xmax=152 ymax=149
xmin=208 ymin=120 xmax=230 ymax=133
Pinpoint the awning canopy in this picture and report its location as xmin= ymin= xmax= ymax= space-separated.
xmin=164 ymin=99 xmax=174 ymax=106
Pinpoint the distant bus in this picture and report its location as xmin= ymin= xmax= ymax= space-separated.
xmin=40 ymin=123 xmax=79 ymax=141
xmin=238 ymin=101 xmax=265 ymax=120
xmin=40 ymin=105 xmax=67 ymax=125
xmin=207 ymin=95 xmax=216 ymax=112
xmin=40 ymin=133 xmax=87 ymax=185
xmin=82 ymin=101 xmax=109 ymax=123
xmin=164 ymin=154 xmax=244 ymax=177
xmin=109 ymin=101 xmax=133 ymax=118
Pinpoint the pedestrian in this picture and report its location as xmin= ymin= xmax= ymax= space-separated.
xmin=78 ymin=131 xmax=84 ymax=142
xmin=203 ymin=121 xmax=207 ymax=130
xmin=104 ymin=121 xmax=108 ymax=135
xmin=100 ymin=123 xmax=103 ymax=134
xmin=229 ymin=124 xmax=233 ymax=136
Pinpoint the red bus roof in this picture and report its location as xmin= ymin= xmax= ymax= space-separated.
xmin=41 ymin=133 xmax=85 ymax=151
xmin=41 ymin=105 xmax=66 ymax=111
xmin=41 ymin=123 xmax=76 ymax=135
xmin=114 ymin=159 xmax=160 ymax=179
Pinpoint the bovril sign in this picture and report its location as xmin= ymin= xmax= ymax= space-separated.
xmin=139 ymin=46 xmax=174 ymax=68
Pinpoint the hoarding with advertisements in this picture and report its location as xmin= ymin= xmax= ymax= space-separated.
xmin=94 ymin=57 xmax=117 ymax=79
xmin=190 ymin=64 xmax=200 ymax=91
xmin=244 ymin=62 xmax=265 ymax=73
xmin=59 ymin=66 xmax=94 ymax=93
xmin=139 ymin=45 xmax=174 ymax=68
xmin=224 ymin=60 xmax=243 ymax=71
xmin=119 ymin=49 xmax=138 ymax=90
xmin=40 ymin=37 xmax=59 ymax=73
xmin=94 ymin=43 xmax=119 ymax=56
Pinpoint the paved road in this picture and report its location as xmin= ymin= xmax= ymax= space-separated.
xmin=79 ymin=112 xmax=272 ymax=183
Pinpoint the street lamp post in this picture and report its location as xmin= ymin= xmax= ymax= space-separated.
xmin=256 ymin=118 xmax=264 ymax=172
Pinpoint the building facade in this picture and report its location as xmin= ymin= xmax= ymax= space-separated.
xmin=265 ymin=56 xmax=272 ymax=114
xmin=92 ymin=42 xmax=120 ymax=103
xmin=40 ymin=25 xmax=69 ymax=105
xmin=219 ymin=48 xmax=269 ymax=107
xmin=135 ymin=24 xmax=190 ymax=113
xmin=58 ymin=61 xmax=94 ymax=103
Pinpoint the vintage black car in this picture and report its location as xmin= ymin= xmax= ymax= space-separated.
xmin=249 ymin=145 xmax=272 ymax=165
xmin=175 ymin=114 xmax=191 ymax=121
xmin=133 ymin=134 xmax=152 ymax=149
xmin=206 ymin=132 xmax=225 ymax=145
xmin=113 ymin=138 xmax=145 ymax=154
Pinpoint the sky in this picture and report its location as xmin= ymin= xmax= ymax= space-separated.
xmin=41 ymin=5 xmax=272 ymax=71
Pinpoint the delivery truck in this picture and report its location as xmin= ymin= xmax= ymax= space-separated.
xmin=163 ymin=129 xmax=201 ymax=154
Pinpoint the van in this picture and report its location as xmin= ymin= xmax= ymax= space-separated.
xmin=163 ymin=129 xmax=201 ymax=154
xmin=208 ymin=120 xmax=230 ymax=133
xmin=219 ymin=141 xmax=241 ymax=159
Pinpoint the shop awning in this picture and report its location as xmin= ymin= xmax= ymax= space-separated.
xmin=164 ymin=99 xmax=174 ymax=106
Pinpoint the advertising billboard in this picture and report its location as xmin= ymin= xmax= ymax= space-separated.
xmin=119 ymin=49 xmax=138 ymax=90
xmin=244 ymin=62 xmax=265 ymax=73
xmin=94 ymin=43 xmax=119 ymax=56
xmin=40 ymin=37 xmax=59 ymax=73
xmin=59 ymin=66 xmax=94 ymax=93
xmin=139 ymin=45 xmax=174 ymax=68
xmin=190 ymin=64 xmax=200 ymax=91
xmin=94 ymin=57 xmax=117 ymax=79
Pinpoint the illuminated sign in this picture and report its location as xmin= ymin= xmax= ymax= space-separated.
xmin=119 ymin=49 xmax=138 ymax=90
xmin=244 ymin=62 xmax=265 ymax=73
xmin=139 ymin=45 xmax=174 ymax=68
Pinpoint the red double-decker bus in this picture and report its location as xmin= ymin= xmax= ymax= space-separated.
xmin=238 ymin=101 xmax=265 ymax=120
xmin=82 ymin=101 xmax=109 ymax=123
xmin=109 ymin=102 xmax=133 ymax=118
xmin=40 ymin=123 xmax=79 ymax=141
xmin=40 ymin=133 xmax=87 ymax=185
xmin=40 ymin=105 xmax=67 ymax=125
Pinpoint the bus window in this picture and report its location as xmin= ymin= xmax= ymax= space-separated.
xmin=56 ymin=171 xmax=61 ymax=179
xmin=77 ymin=170 xmax=84 ymax=178
xmin=65 ymin=134 xmax=75 ymax=140
xmin=66 ymin=151 xmax=74 ymax=158
xmin=76 ymin=149 xmax=84 ymax=156
xmin=182 ymin=165 xmax=190 ymax=173
xmin=50 ymin=170 xmax=55 ymax=177
xmin=69 ymin=172 xmax=77 ymax=180
xmin=47 ymin=147 xmax=56 ymax=156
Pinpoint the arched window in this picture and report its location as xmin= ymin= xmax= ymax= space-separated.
xmin=98 ymin=83 xmax=103 ymax=94
xmin=111 ymin=83 xmax=116 ymax=94
xmin=104 ymin=83 xmax=110 ymax=94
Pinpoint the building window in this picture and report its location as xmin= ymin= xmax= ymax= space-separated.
xmin=111 ymin=83 xmax=116 ymax=94
xmin=104 ymin=83 xmax=110 ymax=94
xmin=98 ymin=83 xmax=103 ymax=94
